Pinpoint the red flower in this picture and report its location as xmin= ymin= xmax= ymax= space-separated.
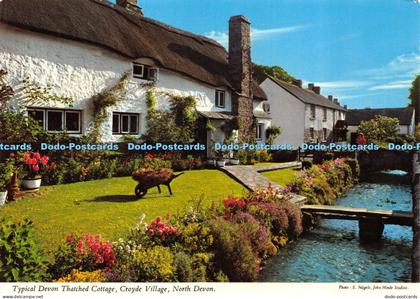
xmin=40 ymin=156 xmax=49 ymax=166
xmin=66 ymin=234 xmax=74 ymax=244
xmin=32 ymin=165 xmax=39 ymax=171
xmin=33 ymin=152 xmax=41 ymax=160
xmin=145 ymin=153 xmax=154 ymax=159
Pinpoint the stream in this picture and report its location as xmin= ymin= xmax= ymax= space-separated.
xmin=261 ymin=170 xmax=412 ymax=282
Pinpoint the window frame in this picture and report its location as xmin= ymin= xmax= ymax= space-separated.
xmin=323 ymin=107 xmax=327 ymax=122
xmin=256 ymin=123 xmax=264 ymax=140
xmin=132 ymin=62 xmax=145 ymax=79
xmin=215 ymin=90 xmax=226 ymax=108
xmin=65 ymin=110 xmax=82 ymax=134
xmin=263 ymin=103 xmax=271 ymax=113
xmin=112 ymin=112 xmax=140 ymax=135
xmin=323 ymin=128 xmax=328 ymax=141
xmin=309 ymin=127 xmax=314 ymax=140
xmin=310 ymin=104 xmax=316 ymax=119
xmin=132 ymin=62 xmax=159 ymax=81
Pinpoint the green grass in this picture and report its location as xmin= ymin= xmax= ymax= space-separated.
xmin=0 ymin=170 xmax=246 ymax=256
xmin=260 ymin=167 xmax=301 ymax=187
xmin=253 ymin=162 xmax=280 ymax=166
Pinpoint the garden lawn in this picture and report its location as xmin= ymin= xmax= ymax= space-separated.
xmin=260 ymin=167 xmax=301 ymax=187
xmin=0 ymin=169 xmax=246 ymax=258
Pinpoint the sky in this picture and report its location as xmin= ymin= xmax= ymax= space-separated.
xmin=114 ymin=0 xmax=420 ymax=109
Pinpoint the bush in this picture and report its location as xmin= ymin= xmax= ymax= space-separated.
xmin=271 ymin=150 xmax=298 ymax=162
xmin=173 ymin=252 xmax=193 ymax=282
xmin=209 ymin=218 xmax=258 ymax=282
xmin=56 ymin=269 xmax=107 ymax=282
xmin=131 ymin=246 xmax=175 ymax=282
xmin=0 ymin=218 xmax=49 ymax=282
xmin=49 ymin=234 xmax=116 ymax=279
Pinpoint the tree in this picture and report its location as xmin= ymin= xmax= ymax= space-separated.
xmin=252 ymin=63 xmax=296 ymax=84
xmin=358 ymin=115 xmax=399 ymax=144
xmin=265 ymin=125 xmax=282 ymax=145
xmin=409 ymin=74 xmax=420 ymax=123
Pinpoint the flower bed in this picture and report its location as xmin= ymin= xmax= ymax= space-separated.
xmin=287 ymin=158 xmax=359 ymax=205
xmin=0 ymin=185 xmax=304 ymax=282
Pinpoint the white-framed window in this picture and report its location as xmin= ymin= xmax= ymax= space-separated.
xmin=215 ymin=90 xmax=225 ymax=108
xmin=323 ymin=107 xmax=327 ymax=121
xmin=256 ymin=123 xmax=264 ymax=140
xmin=132 ymin=62 xmax=159 ymax=81
xmin=112 ymin=112 xmax=139 ymax=135
xmin=27 ymin=108 xmax=81 ymax=133
xmin=310 ymin=104 xmax=316 ymax=119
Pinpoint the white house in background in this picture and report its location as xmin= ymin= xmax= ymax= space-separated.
xmin=0 ymin=0 xmax=269 ymax=156
xmin=346 ymin=107 xmax=416 ymax=143
xmin=260 ymin=76 xmax=346 ymax=149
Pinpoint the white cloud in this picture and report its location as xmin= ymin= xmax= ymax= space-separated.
xmin=370 ymin=80 xmax=412 ymax=90
xmin=205 ymin=25 xmax=309 ymax=47
xmin=309 ymin=80 xmax=372 ymax=90
xmin=360 ymin=51 xmax=420 ymax=80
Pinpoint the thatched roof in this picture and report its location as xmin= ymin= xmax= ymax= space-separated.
xmin=346 ymin=107 xmax=414 ymax=126
xmin=267 ymin=76 xmax=346 ymax=111
xmin=0 ymin=0 xmax=266 ymax=100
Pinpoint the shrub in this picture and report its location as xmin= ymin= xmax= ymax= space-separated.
xmin=209 ymin=218 xmax=258 ymax=282
xmin=50 ymin=234 xmax=116 ymax=279
xmin=180 ymin=222 xmax=214 ymax=253
xmin=56 ymin=269 xmax=106 ymax=282
xmin=0 ymin=218 xmax=49 ymax=282
xmin=131 ymin=245 xmax=175 ymax=282
xmin=173 ymin=252 xmax=193 ymax=282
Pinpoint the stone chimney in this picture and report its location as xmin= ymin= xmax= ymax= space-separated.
xmin=292 ymin=79 xmax=302 ymax=88
xmin=333 ymin=98 xmax=339 ymax=104
xmin=117 ymin=0 xmax=143 ymax=16
xmin=229 ymin=15 xmax=253 ymax=140
xmin=313 ymin=86 xmax=321 ymax=95
xmin=328 ymin=95 xmax=333 ymax=101
xmin=344 ymin=105 xmax=348 ymax=109
xmin=308 ymin=83 xmax=315 ymax=90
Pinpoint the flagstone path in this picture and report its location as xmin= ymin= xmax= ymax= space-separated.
xmin=221 ymin=161 xmax=307 ymax=205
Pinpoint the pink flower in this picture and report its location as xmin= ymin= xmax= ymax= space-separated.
xmin=66 ymin=234 xmax=74 ymax=244
xmin=33 ymin=152 xmax=41 ymax=160
xmin=9 ymin=153 xmax=15 ymax=158
xmin=32 ymin=165 xmax=39 ymax=171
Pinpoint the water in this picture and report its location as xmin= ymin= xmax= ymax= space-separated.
xmin=261 ymin=170 xmax=413 ymax=282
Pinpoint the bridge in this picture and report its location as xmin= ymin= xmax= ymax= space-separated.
xmin=301 ymin=205 xmax=414 ymax=241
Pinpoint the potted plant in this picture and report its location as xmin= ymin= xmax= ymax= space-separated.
xmin=228 ymin=151 xmax=240 ymax=165
xmin=21 ymin=151 xmax=49 ymax=191
xmin=215 ymin=151 xmax=226 ymax=167
xmin=0 ymin=160 xmax=13 ymax=206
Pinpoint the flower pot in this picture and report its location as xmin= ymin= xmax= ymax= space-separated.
xmin=216 ymin=160 xmax=226 ymax=167
xmin=22 ymin=177 xmax=42 ymax=191
xmin=0 ymin=191 xmax=7 ymax=206
xmin=228 ymin=159 xmax=240 ymax=165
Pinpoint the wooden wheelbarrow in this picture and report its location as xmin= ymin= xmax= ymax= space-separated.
xmin=132 ymin=168 xmax=184 ymax=199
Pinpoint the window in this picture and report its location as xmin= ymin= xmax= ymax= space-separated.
xmin=323 ymin=108 xmax=327 ymax=121
xmin=310 ymin=128 xmax=314 ymax=139
xmin=27 ymin=108 xmax=81 ymax=133
xmin=215 ymin=90 xmax=225 ymax=108
xmin=112 ymin=112 xmax=139 ymax=134
xmin=310 ymin=104 xmax=316 ymax=119
xmin=256 ymin=123 xmax=264 ymax=140
xmin=28 ymin=109 xmax=44 ymax=128
xmin=323 ymin=128 xmax=328 ymax=140
xmin=263 ymin=103 xmax=271 ymax=113
xmin=132 ymin=62 xmax=159 ymax=81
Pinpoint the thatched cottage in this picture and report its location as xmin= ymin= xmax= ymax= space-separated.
xmin=0 ymin=0 xmax=270 ymax=155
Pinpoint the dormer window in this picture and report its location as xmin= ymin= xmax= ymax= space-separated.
xmin=132 ymin=62 xmax=159 ymax=81
xmin=215 ymin=90 xmax=225 ymax=108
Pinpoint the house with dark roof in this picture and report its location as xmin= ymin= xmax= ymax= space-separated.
xmin=346 ymin=107 xmax=415 ymax=143
xmin=260 ymin=76 xmax=346 ymax=148
xmin=0 ymin=0 xmax=269 ymax=156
